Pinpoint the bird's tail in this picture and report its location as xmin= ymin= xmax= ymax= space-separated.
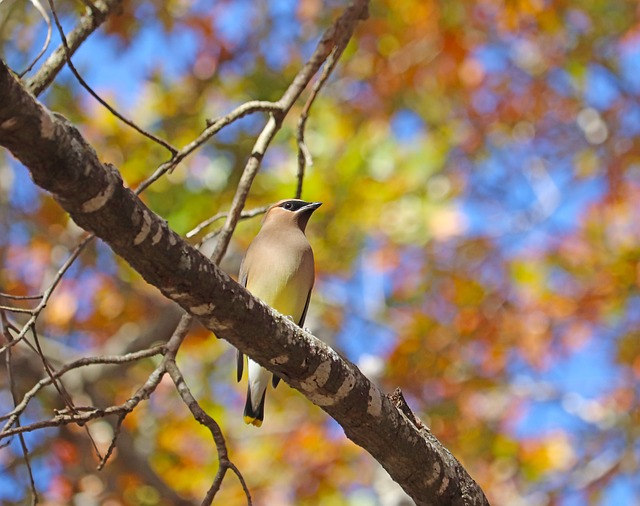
xmin=243 ymin=384 xmax=266 ymax=427
xmin=244 ymin=358 xmax=270 ymax=427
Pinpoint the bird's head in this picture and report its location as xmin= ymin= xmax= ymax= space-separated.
xmin=263 ymin=199 xmax=322 ymax=232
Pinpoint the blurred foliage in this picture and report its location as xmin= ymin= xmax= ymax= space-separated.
xmin=1 ymin=0 xmax=640 ymax=504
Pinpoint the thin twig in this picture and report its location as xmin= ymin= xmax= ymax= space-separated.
xmin=197 ymin=229 xmax=222 ymax=246
xmin=2 ymin=403 xmax=134 ymax=439
xmin=27 ymin=0 xmax=123 ymax=97
xmin=165 ymin=360 xmax=252 ymax=506
xmin=134 ymin=101 xmax=284 ymax=195
xmin=296 ymin=41 xmax=349 ymax=199
xmin=1 ymin=312 xmax=39 ymax=505
xmin=1 ymin=343 xmax=169 ymax=442
xmin=227 ymin=462 xmax=253 ymax=505
xmin=87 ymin=314 xmax=192 ymax=471
xmin=16 ymin=416 xmax=38 ymax=506
xmin=187 ymin=205 xmax=269 ymax=239
xmin=30 ymin=327 xmax=77 ymax=415
xmin=0 ymin=293 xmax=44 ymax=300
xmin=0 ymin=345 xmax=165 ymax=430
xmin=30 ymin=325 xmax=104 ymax=460
xmin=46 ymin=0 xmax=177 ymax=154
xmin=0 ymin=234 xmax=93 ymax=355
xmin=97 ymin=413 xmax=125 ymax=471
xmin=210 ymin=121 xmax=276 ymax=262
xmin=2 ymin=324 xmax=40 ymax=358
xmin=205 ymin=101 xmax=283 ymax=128
xmin=0 ymin=305 xmax=34 ymax=314
xmin=18 ymin=0 xmax=52 ymax=79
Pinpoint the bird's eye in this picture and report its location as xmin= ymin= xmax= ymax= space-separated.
xmin=283 ymin=202 xmax=293 ymax=210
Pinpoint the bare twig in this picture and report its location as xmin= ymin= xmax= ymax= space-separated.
xmin=29 ymin=325 xmax=105 ymax=460
xmin=135 ymin=101 xmax=285 ymax=195
xmin=85 ymin=313 xmax=192 ymax=471
xmin=296 ymin=39 xmax=350 ymax=199
xmin=18 ymin=0 xmax=52 ymax=78
xmin=16 ymin=416 xmax=38 ymax=506
xmin=0 ymin=233 xmax=109 ymax=467
xmin=27 ymin=0 xmax=124 ymax=96
xmin=2 ymin=403 xmax=134 ymax=439
xmin=0 ymin=293 xmax=44 ymax=300
xmin=0 ymin=305 xmax=35 ymax=314
xmin=187 ymin=205 xmax=269 ymax=240
xmin=46 ymin=0 xmax=177 ymax=154
xmin=1 ymin=312 xmax=39 ymax=505
xmin=1 ymin=345 xmax=165 ymax=432
xmin=205 ymin=101 xmax=283 ymax=128
xmin=165 ymin=360 xmax=252 ymax=506
xmin=1 ymin=342 xmax=169 ymax=442
xmin=97 ymin=412 xmax=125 ymax=471
xmin=0 ymin=234 xmax=92 ymax=355
xmin=1 ymin=321 xmax=41 ymax=358
xmin=210 ymin=0 xmax=366 ymax=261
xmin=29 ymin=326 xmax=77 ymax=416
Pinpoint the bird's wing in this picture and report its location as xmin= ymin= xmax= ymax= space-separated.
xmin=297 ymin=289 xmax=312 ymax=328
xmin=237 ymin=348 xmax=244 ymax=383
xmin=236 ymin=257 xmax=250 ymax=382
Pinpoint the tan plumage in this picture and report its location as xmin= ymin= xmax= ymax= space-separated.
xmin=237 ymin=199 xmax=322 ymax=426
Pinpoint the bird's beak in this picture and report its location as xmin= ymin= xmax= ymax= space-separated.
xmin=300 ymin=202 xmax=322 ymax=213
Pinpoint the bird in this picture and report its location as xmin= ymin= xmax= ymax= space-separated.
xmin=237 ymin=199 xmax=322 ymax=427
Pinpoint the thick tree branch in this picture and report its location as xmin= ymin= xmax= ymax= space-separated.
xmin=0 ymin=51 xmax=488 ymax=506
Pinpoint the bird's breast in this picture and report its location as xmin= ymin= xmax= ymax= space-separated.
xmin=245 ymin=237 xmax=314 ymax=323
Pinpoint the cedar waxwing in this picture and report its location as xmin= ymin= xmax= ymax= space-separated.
xmin=237 ymin=199 xmax=322 ymax=427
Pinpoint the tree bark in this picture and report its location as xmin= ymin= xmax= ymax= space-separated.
xmin=0 ymin=59 xmax=490 ymax=506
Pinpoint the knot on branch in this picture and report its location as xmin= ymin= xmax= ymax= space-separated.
xmin=389 ymin=387 xmax=430 ymax=433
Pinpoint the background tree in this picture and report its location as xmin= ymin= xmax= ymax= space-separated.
xmin=1 ymin=0 xmax=639 ymax=505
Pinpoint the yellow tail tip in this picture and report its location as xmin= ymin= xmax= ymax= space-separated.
xmin=243 ymin=416 xmax=263 ymax=427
